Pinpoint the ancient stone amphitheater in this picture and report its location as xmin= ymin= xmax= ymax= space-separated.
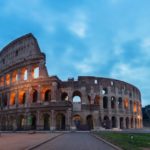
xmin=0 ymin=33 xmax=143 ymax=131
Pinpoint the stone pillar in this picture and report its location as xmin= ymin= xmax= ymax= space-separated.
xmin=108 ymin=96 xmax=111 ymax=115
xmin=67 ymin=108 xmax=71 ymax=130
xmin=36 ymin=111 xmax=40 ymax=130
xmin=81 ymin=87 xmax=87 ymax=104
xmin=51 ymin=82 xmax=58 ymax=102
xmin=37 ymin=85 xmax=41 ymax=103
xmin=7 ymin=92 xmax=10 ymax=109
xmin=27 ymin=66 xmax=32 ymax=80
xmin=17 ymin=69 xmax=21 ymax=81
xmin=116 ymin=116 xmax=120 ymax=129
xmin=50 ymin=110 xmax=55 ymax=130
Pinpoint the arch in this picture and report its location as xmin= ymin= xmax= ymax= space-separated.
xmin=32 ymin=89 xmax=38 ymax=103
xmin=124 ymin=98 xmax=129 ymax=110
xmin=111 ymin=96 xmax=116 ymax=109
xmin=12 ymin=71 xmax=18 ymax=83
xmin=21 ymin=68 xmax=28 ymax=80
xmin=126 ymin=117 xmax=129 ymax=129
xmin=94 ymin=95 xmax=100 ymax=105
xmin=18 ymin=91 xmax=26 ymax=105
xmin=112 ymin=116 xmax=116 ymax=128
xmin=133 ymin=101 xmax=137 ymax=112
xmin=131 ymin=117 xmax=134 ymax=128
xmin=118 ymin=97 xmax=122 ymax=109
xmin=73 ymin=114 xmax=82 ymax=129
xmin=103 ymin=96 xmax=108 ymax=109
xmin=103 ymin=116 xmax=110 ymax=129
xmin=17 ymin=115 xmax=25 ymax=130
xmin=2 ymin=93 xmax=7 ymax=107
xmin=33 ymin=66 xmax=39 ymax=79
xmin=29 ymin=114 xmax=36 ymax=130
xmin=120 ymin=117 xmax=124 ymax=129
xmin=6 ymin=74 xmax=10 ymax=85
xmin=56 ymin=113 xmax=66 ymax=130
xmin=43 ymin=113 xmax=50 ymax=130
xmin=72 ymin=91 xmax=82 ymax=103
xmin=10 ymin=92 xmax=16 ymax=106
xmin=101 ymin=88 xmax=108 ymax=95
xmin=61 ymin=92 xmax=68 ymax=101
xmin=86 ymin=115 xmax=94 ymax=130
xmin=44 ymin=90 xmax=51 ymax=101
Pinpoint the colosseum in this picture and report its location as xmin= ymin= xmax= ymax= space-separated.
xmin=0 ymin=33 xmax=143 ymax=131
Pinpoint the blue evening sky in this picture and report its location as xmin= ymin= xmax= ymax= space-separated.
xmin=0 ymin=0 xmax=150 ymax=106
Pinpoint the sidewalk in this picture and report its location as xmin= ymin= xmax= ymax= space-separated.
xmin=0 ymin=132 xmax=61 ymax=150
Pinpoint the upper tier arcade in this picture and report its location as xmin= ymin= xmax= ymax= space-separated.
xmin=0 ymin=33 xmax=46 ymax=73
xmin=0 ymin=33 xmax=48 ymax=78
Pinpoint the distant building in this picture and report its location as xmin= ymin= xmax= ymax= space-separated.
xmin=0 ymin=33 xmax=143 ymax=131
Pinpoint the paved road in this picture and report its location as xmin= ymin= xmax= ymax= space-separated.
xmin=33 ymin=132 xmax=116 ymax=150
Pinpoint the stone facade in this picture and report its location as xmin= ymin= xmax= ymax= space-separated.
xmin=0 ymin=33 xmax=143 ymax=131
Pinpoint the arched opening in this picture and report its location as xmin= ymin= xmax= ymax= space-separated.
xmin=33 ymin=67 xmax=39 ymax=79
xmin=120 ymin=117 xmax=124 ymax=129
xmin=94 ymin=95 xmax=100 ymax=105
xmin=17 ymin=115 xmax=25 ymax=130
xmin=10 ymin=93 xmax=16 ymax=106
xmin=18 ymin=91 xmax=26 ymax=105
xmin=124 ymin=98 xmax=129 ymax=110
xmin=118 ymin=97 xmax=122 ymax=109
xmin=86 ymin=115 xmax=93 ymax=130
xmin=32 ymin=89 xmax=38 ymax=103
xmin=111 ymin=96 xmax=116 ymax=109
xmin=44 ymin=90 xmax=51 ymax=102
xmin=2 ymin=94 xmax=7 ymax=107
xmin=112 ymin=116 xmax=116 ymax=128
xmin=29 ymin=115 xmax=36 ymax=130
xmin=103 ymin=96 xmax=108 ymax=109
xmin=21 ymin=68 xmax=28 ymax=80
xmin=133 ymin=101 xmax=137 ymax=113
xmin=72 ymin=91 xmax=81 ymax=103
xmin=61 ymin=92 xmax=68 ymax=101
xmin=12 ymin=71 xmax=18 ymax=83
xmin=6 ymin=74 xmax=10 ymax=85
xmin=56 ymin=113 xmax=66 ymax=130
xmin=101 ymin=88 xmax=108 ymax=95
xmin=43 ymin=114 xmax=50 ymax=130
xmin=72 ymin=91 xmax=82 ymax=111
xmin=103 ymin=116 xmax=110 ymax=129
xmin=73 ymin=114 xmax=82 ymax=130
xmin=126 ymin=117 xmax=129 ymax=129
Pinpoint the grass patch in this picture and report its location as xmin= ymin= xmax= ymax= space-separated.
xmin=94 ymin=132 xmax=150 ymax=150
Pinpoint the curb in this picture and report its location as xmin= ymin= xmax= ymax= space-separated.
xmin=25 ymin=133 xmax=64 ymax=150
xmin=91 ymin=133 xmax=123 ymax=150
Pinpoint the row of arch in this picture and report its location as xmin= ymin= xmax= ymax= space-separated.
xmin=0 ymin=89 xmax=141 ymax=113
xmin=0 ymin=66 xmax=39 ymax=87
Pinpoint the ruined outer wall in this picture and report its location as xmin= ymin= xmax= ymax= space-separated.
xmin=0 ymin=34 xmax=143 ymax=131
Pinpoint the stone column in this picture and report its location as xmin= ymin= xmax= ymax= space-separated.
xmin=66 ymin=108 xmax=71 ymax=130
xmin=116 ymin=116 xmax=120 ymax=129
xmin=50 ymin=110 xmax=55 ymax=130
xmin=51 ymin=82 xmax=58 ymax=102
xmin=27 ymin=66 xmax=32 ymax=80
xmin=36 ymin=111 xmax=40 ymax=130
xmin=17 ymin=69 xmax=21 ymax=81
